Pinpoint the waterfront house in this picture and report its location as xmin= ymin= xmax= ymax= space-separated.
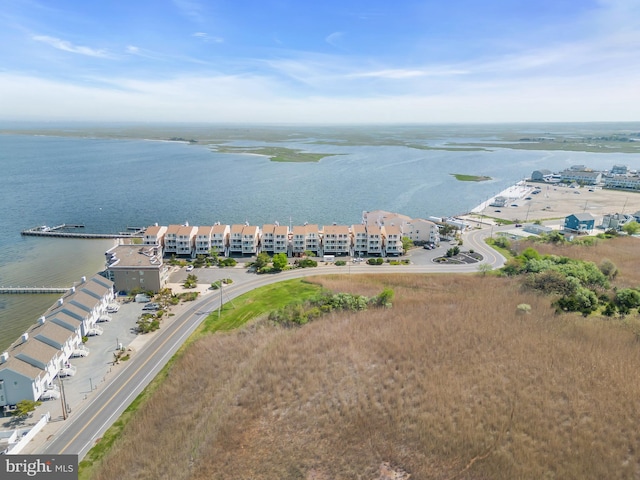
xmin=143 ymin=225 xmax=167 ymax=247
xmin=261 ymin=224 xmax=276 ymax=253
xmin=292 ymin=224 xmax=322 ymax=256
xmin=564 ymin=213 xmax=596 ymax=234
xmin=229 ymin=225 xmax=244 ymax=255
xmin=211 ymin=224 xmax=230 ymax=256
xmin=195 ymin=226 xmax=214 ymax=256
xmin=105 ymin=244 xmax=168 ymax=293
xmin=163 ymin=225 xmax=182 ymax=254
xmin=242 ymin=225 xmax=260 ymax=255
xmin=601 ymin=213 xmax=635 ymax=231
xmin=531 ymin=169 xmax=553 ymax=182
xmin=176 ymin=225 xmax=197 ymax=256
xmin=273 ymin=225 xmax=290 ymax=255
xmin=322 ymin=225 xmax=351 ymax=256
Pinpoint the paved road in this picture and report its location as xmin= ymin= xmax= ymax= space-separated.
xmin=39 ymin=224 xmax=506 ymax=459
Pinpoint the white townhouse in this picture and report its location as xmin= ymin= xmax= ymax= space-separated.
xmin=211 ymin=224 xmax=230 ymax=256
xmin=322 ymin=225 xmax=351 ymax=255
xmin=195 ymin=226 xmax=214 ymax=255
xmin=261 ymin=224 xmax=276 ymax=253
xmin=352 ymin=224 xmax=368 ymax=256
xmin=383 ymin=225 xmax=404 ymax=256
xmin=603 ymin=175 xmax=640 ymax=191
xmin=367 ymin=224 xmax=383 ymax=256
xmin=163 ymin=225 xmax=182 ymax=254
xmin=560 ymin=169 xmax=602 ymax=186
xmin=273 ymin=225 xmax=290 ymax=255
xmin=0 ymin=275 xmax=114 ymax=409
xmin=176 ymin=225 xmax=197 ymax=256
xmin=229 ymin=225 xmax=244 ymax=255
xmin=242 ymin=225 xmax=260 ymax=255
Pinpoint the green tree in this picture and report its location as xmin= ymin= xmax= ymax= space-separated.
xmin=401 ymin=236 xmax=414 ymax=253
xmin=13 ymin=399 xmax=41 ymax=419
xmin=272 ymin=253 xmax=288 ymax=271
xmin=622 ymin=221 xmax=640 ymax=235
xmin=184 ymin=274 xmax=198 ymax=288
xmin=208 ymin=246 xmax=220 ymax=264
xmin=254 ymin=252 xmax=271 ymax=269
xmin=599 ymin=259 xmax=618 ymax=279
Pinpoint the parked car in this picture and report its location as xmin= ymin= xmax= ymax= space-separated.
xmin=142 ymin=303 xmax=160 ymax=311
xmin=515 ymin=224 xmax=523 ymax=228
xmin=186 ymin=265 xmax=194 ymax=272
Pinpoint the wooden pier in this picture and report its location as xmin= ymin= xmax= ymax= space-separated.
xmin=0 ymin=287 xmax=70 ymax=294
xmin=21 ymin=224 xmax=145 ymax=239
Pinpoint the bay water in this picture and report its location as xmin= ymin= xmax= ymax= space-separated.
xmin=1 ymin=124 xmax=638 ymax=350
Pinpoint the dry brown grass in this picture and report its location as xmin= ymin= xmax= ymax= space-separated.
xmin=91 ymin=239 xmax=640 ymax=480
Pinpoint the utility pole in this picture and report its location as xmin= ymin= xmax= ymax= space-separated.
xmin=57 ymin=374 xmax=67 ymax=420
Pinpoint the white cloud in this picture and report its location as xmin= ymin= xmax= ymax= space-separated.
xmin=0 ymin=70 xmax=638 ymax=124
xmin=192 ymin=32 xmax=223 ymax=43
xmin=349 ymin=68 xmax=468 ymax=79
xmin=32 ymin=35 xmax=109 ymax=58
xmin=325 ymin=32 xmax=343 ymax=48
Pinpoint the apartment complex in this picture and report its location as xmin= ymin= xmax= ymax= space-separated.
xmin=141 ymin=210 xmax=441 ymax=260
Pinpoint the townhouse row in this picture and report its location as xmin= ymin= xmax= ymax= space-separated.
xmin=0 ymin=275 xmax=115 ymax=409
xmin=142 ymin=210 xmax=440 ymax=259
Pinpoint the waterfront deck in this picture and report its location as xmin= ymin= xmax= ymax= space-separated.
xmin=21 ymin=224 xmax=145 ymax=239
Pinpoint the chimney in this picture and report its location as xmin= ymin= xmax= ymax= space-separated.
xmin=38 ymin=316 xmax=46 ymax=326
xmin=21 ymin=332 xmax=29 ymax=343
xmin=57 ymin=298 xmax=64 ymax=306
xmin=70 ymin=286 xmax=76 ymax=293
xmin=0 ymin=352 xmax=8 ymax=364
xmin=81 ymin=276 xmax=87 ymax=284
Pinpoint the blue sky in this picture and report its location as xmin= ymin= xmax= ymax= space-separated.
xmin=1 ymin=0 xmax=639 ymax=123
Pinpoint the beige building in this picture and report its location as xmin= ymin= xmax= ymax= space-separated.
xmin=242 ymin=225 xmax=260 ymax=255
xmin=322 ymin=225 xmax=351 ymax=255
xmin=292 ymin=224 xmax=321 ymax=256
xmin=163 ymin=224 xmax=182 ymax=254
xmin=366 ymin=224 xmax=383 ymax=255
xmin=143 ymin=225 xmax=167 ymax=247
xmin=105 ymin=244 xmax=168 ymax=293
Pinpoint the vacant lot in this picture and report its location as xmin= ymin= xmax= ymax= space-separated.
xmin=91 ymin=238 xmax=640 ymax=479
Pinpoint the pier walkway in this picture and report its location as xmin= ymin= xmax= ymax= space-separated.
xmin=0 ymin=287 xmax=70 ymax=294
xmin=21 ymin=224 xmax=145 ymax=239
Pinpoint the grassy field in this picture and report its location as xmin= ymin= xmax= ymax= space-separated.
xmin=86 ymin=237 xmax=640 ymax=479
xmin=211 ymin=145 xmax=340 ymax=162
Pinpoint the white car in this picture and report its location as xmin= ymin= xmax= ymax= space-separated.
xmin=186 ymin=265 xmax=194 ymax=272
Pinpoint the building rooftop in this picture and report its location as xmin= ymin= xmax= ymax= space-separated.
xmin=106 ymin=244 xmax=163 ymax=269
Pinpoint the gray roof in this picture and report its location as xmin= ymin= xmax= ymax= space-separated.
xmin=568 ymin=213 xmax=595 ymax=221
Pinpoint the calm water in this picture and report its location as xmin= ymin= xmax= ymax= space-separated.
xmin=1 ymin=125 xmax=638 ymax=350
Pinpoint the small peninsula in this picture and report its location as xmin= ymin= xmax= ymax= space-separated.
xmin=451 ymin=173 xmax=492 ymax=182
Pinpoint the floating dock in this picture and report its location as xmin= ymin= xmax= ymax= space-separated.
xmin=21 ymin=224 xmax=145 ymax=239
